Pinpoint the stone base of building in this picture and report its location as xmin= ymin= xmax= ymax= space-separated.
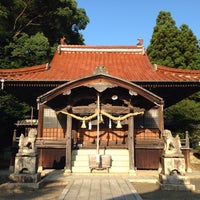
xmin=129 ymin=169 xmax=137 ymax=175
xmin=159 ymin=174 xmax=195 ymax=191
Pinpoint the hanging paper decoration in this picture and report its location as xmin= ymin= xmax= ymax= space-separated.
xmin=88 ymin=120 xmax=92 ymax=130
xmin=109 ymin=118 xmax=112 ymax=129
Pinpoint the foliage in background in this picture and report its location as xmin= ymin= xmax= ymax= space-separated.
xmin=147 ymin=11 xmax=200 ymax=144
xmin=0 ymin=91 xmax=30 ymax=147
xmin=0 ymin=0 xmax=89 ymax=145
xmin=147 ymin=11 xmax=200 ymax=70
xmin=0 ymin=0 xmax=89 ymax=69
xmin=164 ymin=94 xmax=200 ymax=141
xmin=4 ymin=32 xmax=51 ymax=68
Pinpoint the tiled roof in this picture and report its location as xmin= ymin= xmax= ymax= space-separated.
xmin=0 ymin=45 xmax=200 ymax=82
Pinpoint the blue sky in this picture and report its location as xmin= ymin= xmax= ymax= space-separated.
xmin=77 ymin=0 xmax=200 ymax=48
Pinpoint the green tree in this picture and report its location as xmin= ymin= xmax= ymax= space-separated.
xmin=0 ymin=0 xmax=89 ymax=148
xmin=0 ymin=0 xmax=89 ymax=69
xmin=0 ymin=0 xmax=89 ymax=45
xmin=147 ymin=11 xmax=182 ymax=68
xmin=179 ymin=24 xmax=200 ymax=69
xmin=0 ymin=90 xmax=30 ymax=147
xmin=164 ymin=97 xmax=200 ymax=142
xmin=147 ymin=11 xmax=200 ymax=144
xmin=147 ymin=11 xmax=200 ymax=69
xmin=4 ymin=32 xmax=51 ymax=68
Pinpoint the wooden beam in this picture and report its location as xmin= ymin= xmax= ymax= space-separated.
xmin=72 ymin=104 xmax=132 ymax=114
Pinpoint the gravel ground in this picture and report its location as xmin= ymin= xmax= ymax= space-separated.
xmin=132 ymin=179 xmax=200 ymax=200
xmin=0 ymin=180 xmax=68 ymax=200
xmin=0 ymin=170 xmax=68 ymax=200
xmin=1 ymin=177 xmax=200 ymax=200
xmin=131 ymin=157 xmax=200 ymax=200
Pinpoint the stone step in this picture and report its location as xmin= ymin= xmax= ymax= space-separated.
xmin=110 ymin=155 xmax=129 ymax=160
xmin=109 ymin=166 xmax=130 ymax=173
xmin=111 ymin=160 xmax=129 ymax=167
xmin=72 ymin=154 xmax=129 ymax=161
xmin=72 ymin=155 xmax=88 ymax=161
xmin=72 ymin=149 xmax=130 ymax=173
xmin=72 ymin=149 xmax=129 ymax=156
xmin=104 ymin=149 xmax=129 ymax=155
xmin=72 ymin=160 xmax=89 ymax=167
xmin=72 ymin=166 xmax=91 ymax=173
xmin=72 ymin=159 xmax=129 ymax=167
xmin=71 ymin=166 xmax=130 ymax=173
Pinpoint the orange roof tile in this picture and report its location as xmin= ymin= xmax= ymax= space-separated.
xmin=0 ymin=45 xmax=200 ymax=82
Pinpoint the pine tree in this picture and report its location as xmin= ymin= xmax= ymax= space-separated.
xmin=147 ymin=11 xmax=182 ymax=68
xmin=178 ymin=24 xmax=200 ymax=69
xmin=147 ymin=11 xmax=200 ymax=70
xmin=147 ymin=11 xmax=200 ymax=144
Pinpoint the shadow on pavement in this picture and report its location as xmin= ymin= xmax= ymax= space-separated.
xmin=132 ymin=179 xmax=200 ymax=200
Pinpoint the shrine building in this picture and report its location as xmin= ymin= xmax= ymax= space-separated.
xmin=0 ymin=41 xmax=200 ymax=173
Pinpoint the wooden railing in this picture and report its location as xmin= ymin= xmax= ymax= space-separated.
xmin=36 ymin=137 xmax=66 ymax=148
xmin=13 ymin=136 xmax=66 ymax=148
xmin=12 ymin=131 xmax=190 ymax=149
xmin=135 ymin=134 xmax=190 ymax=149
xmin=135 ymin=138 xmax=164 ymax=148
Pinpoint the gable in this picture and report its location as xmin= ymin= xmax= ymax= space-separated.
xmin=37 ymin=70 xmax=164 ymax=111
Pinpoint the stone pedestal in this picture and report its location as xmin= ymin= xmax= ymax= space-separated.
xmin=9 ymin=173 xmax=41 ymax=183
xmin=9 ymin=152 xmax=41 ymax=188
xmin=161 ymin=156 xmax=185 ymax=175
xmin=159 ymin=174 xmax=195 ymax=191
xmin=159 ymin=155 xmax=195 ymax=191
xmin=14 ymin=152 xmax=38 ymax=174
xmin=9 ymin=129 xmax=42 ymax=188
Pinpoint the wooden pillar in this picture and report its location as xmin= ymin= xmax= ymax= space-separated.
xmin=185 ymin=132 xmax=192 ymax=172
xmin=37 ymin=104 xmax=44 ymax=138
xmin=37 ymin=104 xmax=44 ymax=170
xmin=65 ymin=115 xmax=72 ymax=172
xmin=159 ymin=104 xmax=164 ymax=132
xmin=128 ymin=116 xmax=135 ymax=172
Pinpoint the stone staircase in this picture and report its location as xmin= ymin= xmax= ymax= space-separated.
xmin=72 ymin=149 xmax=130 ymax=173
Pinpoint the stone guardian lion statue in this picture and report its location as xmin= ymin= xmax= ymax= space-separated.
xmin=18 ymin=128 xmax=37 ymax=154
xmin=162 ymin=129 xmax=182 ymax=155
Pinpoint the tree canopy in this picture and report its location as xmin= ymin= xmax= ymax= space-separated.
xmin=4 ymin=32 xmax=51 ymax=68
xmin=164 ymin=96 xmax=200 ymax=142
xmin=147 ymin=11 xmax=200 ymax=144
xmin=0 ymin=90 xmax=30 ymax=147
xmin=147 ymin=11 xmax=200 ymax=69
xmin=0 ymin=0 xmax=89 ymax=69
